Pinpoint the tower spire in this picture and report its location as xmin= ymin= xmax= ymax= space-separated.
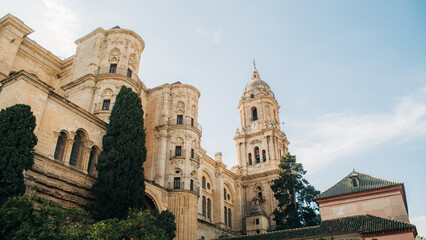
xmin=252 ymin=59 xmax=260 ymax=80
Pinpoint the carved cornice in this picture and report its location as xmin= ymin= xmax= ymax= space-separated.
xmin=0 ymin=14 xmax=34 ymax=37
xmin=146 ymin=82 xmax=201 ymax=98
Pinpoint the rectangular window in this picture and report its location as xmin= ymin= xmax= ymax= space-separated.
xmin=255 ymin=218 xmax=260 ymax=225
xmin=175 ymin=146 xmax=182 ymax=157
xmin=127 ymin=68 xmax=132 ymax=78
xmin=190 ymin=179 xmax=194 ymax=191
xmin=191 ymin=118 xmax=194 ymax=126
xmin=174 ymin=177 xmax=180 ymax=189
xmin=109 ymin=64 xmax=117 ymax=73
xmin=191 ymin=149 xmax=194 ymax=158
xmin=177 ymin=115 xmax=183 ymax=125
xmin=102 ymin=99 xmax=111 ymax=110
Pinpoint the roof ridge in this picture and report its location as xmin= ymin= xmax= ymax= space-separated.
xmin=315 ymin=170 xmax=403 ymax=200
xmin=354 ymin=170 xmax=402 ymax=185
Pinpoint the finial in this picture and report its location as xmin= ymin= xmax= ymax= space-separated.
xmin=253 ymin=59 xmax=256 ymax=70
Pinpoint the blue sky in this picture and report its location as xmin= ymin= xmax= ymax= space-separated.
xmin=2 ymin=0 xmax=425 ymax=235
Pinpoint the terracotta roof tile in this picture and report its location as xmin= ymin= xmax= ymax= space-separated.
xmin=223 ymin=215 xmax=416 ymax=240
xmin=315 ymin=170 xmax=401 ymax=200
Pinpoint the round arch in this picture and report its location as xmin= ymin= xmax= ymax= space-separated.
xmin=144 ymin=193 xmax=158 ymax=211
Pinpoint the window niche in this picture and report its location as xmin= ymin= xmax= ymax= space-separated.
xmin=87 ymin=146 xmax=99 ymax=175
xmin=102 ymin=99 xmax=111 ymax=110
xmin=202 ymin=176 xmax=206 ymax=189
xmin=252 ymin=107 xmax=258 ymax=121
xmin=69 ymin=130 xmax=86 ymax=169
xmin=254 ymin=147 xmax=260 ymax=163
xmin=54 ymin=132 xmax=67 ymax=162
xmin=173 ymin=177 xmax=181 ymax=189
xmin=109 ymin=63 xmax=117 ymax=73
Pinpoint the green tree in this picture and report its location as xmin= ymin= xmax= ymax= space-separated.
xmin=89 ymin=209 xmax=168 ymax=240
xmin=0 ymin=104 xmax=37 ymax=205
xmin=152 ymin=209 xmax=177 ymax=240
xmin=92 ymin=86 xmax=147 ymax=219
xmin=271 ymin=153 xmax=321 ymax=230
xmin=0 ymin=195 xmax=92 ymax=240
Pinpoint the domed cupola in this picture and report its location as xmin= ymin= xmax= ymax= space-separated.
xmin=240 ymin=66 xmax=274 ymax=102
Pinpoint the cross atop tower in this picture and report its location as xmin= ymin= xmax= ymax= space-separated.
xmin=252 ymin=60 xmax=260 ymax=80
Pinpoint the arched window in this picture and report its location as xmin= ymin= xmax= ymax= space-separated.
xmin=258 ymin=192 xmax=263 ymax=200
xmin=254 ymin=147 xmax=260 ymax=163
xmin=202 ymin=196 xmax=206 ymax=217
xmin=54 ymin=132 xmax=67 ymax=161
xmin=69 ymin=130 xmax=85 ymax=168
xmin=248 ymin=153 xmax=252 ymax=165
xmin=224 ymin=188 xmax=227 ymax=200
xmin=228 ymin=208 xmax=232 ymax=228
xmin=262 ymin=149 xmax=267 ymax=162
xmin=207 ymin=198 xmax=211 ymax=219
xmin=202 ymin=176 xmax=206 ymax=189
xmin=87 ymin=146 xmax=99 ymax=175
xmin=224 ymin=207 xmax=227 ymax=226
xmin=252 ymin=107 xmax=258 ymax=121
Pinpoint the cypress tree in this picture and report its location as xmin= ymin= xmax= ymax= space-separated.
xmin=271 ymin=153 xmax=320 ymax=230
xmin=92 ymin=86 xmax=147 ymax=219
xmin=0 ymin=104 xmax=37 ymax=205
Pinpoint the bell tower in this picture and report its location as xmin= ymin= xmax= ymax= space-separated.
xmin=234 ymin=65 xmax=289 ymax=175
xmin=234 ymin=65 xmax=290 ymax=231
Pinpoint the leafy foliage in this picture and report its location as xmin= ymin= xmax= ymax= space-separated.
xmin=92 ymin=86 xmax=147 ymax=219
xmin=89 ymin=209 xmax=168 ymax=240
xmin=0 ymin=104 xmax=37 ymax=205
xmin=0 ymin=195 xmax=173 ymax=240
xmin=0 ymin=195 xmax=91 ymax=240
xmin=152 ymin=209 xmax=177 ymax=240
xmin=271 ymin=153 xmax=320 ymax=230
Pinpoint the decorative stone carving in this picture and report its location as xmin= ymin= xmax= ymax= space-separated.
xmin=176 ymin=101 xmax=185 ymax=114
xmin=108 ymin=48 xmax=121 ymax=63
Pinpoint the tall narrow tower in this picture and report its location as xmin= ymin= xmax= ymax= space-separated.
xmin=234 ymin=65 xmax=289 ymax=232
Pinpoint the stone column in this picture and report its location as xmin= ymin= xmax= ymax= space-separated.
xmin=63 ymin=132 xmax=76 ymax=167
xmin=81 ymin=140 xmax=94 ymax=174
xmin=155 ymin=130 xmax=167 ymax=186
xmin=236 ymin=142 xmax=241 ymax=166
xmin=168 ymin=192 xmax=198 ymax=240
xmin=214 ymin=170 xmax=225 ymax=227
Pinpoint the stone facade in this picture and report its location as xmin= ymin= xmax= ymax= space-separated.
xmin=0 ymin=14 xmax=291 ymax=239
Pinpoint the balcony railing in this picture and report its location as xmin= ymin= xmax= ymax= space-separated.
xmin=169 ymin=150 xmax=186 ymax=158
xmin=168 ymin=181 xmax=200 ymax=195
xmin=190 ymin=153 xmax=200 ymax=162
xmin=94 ymin=102 xmax=115 ymax=112
xmin=168 ymin=118 xmax=202 ymax=132
xmin=95 ymin=67 xmax=142 ymax=89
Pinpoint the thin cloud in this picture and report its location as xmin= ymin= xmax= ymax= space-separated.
xmin=195 ymin=27 xmax=222 ymax=44
xmin=42 ymin=0 xmax=80 ymax=58
xmin=291 ymin=87 xmax=426 ymax=172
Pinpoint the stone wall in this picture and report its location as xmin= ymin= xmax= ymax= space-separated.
xmin=197 ymin=219 xmax=239 ymax=240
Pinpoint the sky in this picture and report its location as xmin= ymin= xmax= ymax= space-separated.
xmin=1 ymin=0 xmax=425 ymax=236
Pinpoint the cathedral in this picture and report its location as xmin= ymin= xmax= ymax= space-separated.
xmin=0 ymin=14 xmax=289 ymax=239
xmin=0 ymin=14 xmax=417 ymax=240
